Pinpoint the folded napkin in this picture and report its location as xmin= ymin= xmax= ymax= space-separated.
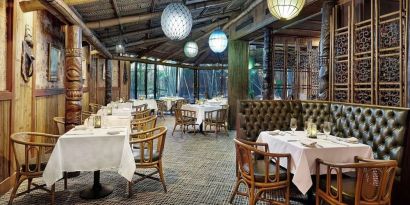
xmin=266 ymin=130 xmax=286 ymax=136
xmin=300 ymin=139 xmax=317 ymax=147
xmin=66 ymin=130 xmax=94 ymax=135
xmin=341 ymin=137 xmax=359 ymax=144
xmin=74 ymin=125 xmax=88 ymax=130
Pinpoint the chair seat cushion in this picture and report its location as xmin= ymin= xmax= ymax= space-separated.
xmin=319 ymin=175 xmax=356 ymax=204
xmin=250 ymin=160 xmax=288 ymax=182
xmin=21 ymin=162 xmax=47 ymax=172
xmin=133 ymin=149 xmax=159 ymax=163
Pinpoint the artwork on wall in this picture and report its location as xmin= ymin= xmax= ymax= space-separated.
xmin=48 ymin=43 xmax=61 ymax=82
xmin=21 ymin=25 xmax=34 ymax=83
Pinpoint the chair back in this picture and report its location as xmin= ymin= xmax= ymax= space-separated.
xmin=89 ymin=103 xmax=102 ymax=113
xmin=134 ymin=109 xmax=151 ymax=119
xmin=157 ymin=100 xmax=167 ymax=112
xmin=10 ymin=132 xmax=60 ymax=176
xmin=317 ymin=158 xmax=397 ymax=204
xmin=175 ymin=109 xmax=196 ymax=123
xmin=132 ymin=116 xmax=157 ymax=132
xmin=175 ymin=100 xmax=187 ymax=109
xmin=234 ymin=139 xmax=291 ymax=184
xmin=205 ymin=108 xmax=228 ymax=123
xmin=53 ymin=117 xmax=65 ymax=135
xmin=130 ymin=127 xmax=167 ymax=165
xmin=81 ymin=111 xmax=92 ymax=124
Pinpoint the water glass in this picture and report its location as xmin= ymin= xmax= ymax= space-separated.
xmin=323 ymin=121 xmax=332 ymax=140
xmin=290 ymin=118 xmax=297 ymax=135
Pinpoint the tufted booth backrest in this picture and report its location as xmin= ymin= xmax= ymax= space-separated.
xmin=333 ymin=103 xmax=408 ymax=180
xmin=237 ymin=100 xmax=302 ymax=141
xmin=301 ymin=101 xmax=331 ymax=132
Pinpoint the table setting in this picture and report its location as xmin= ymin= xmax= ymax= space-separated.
xmin=256 ymin=118 xmax=373 ymax=195
xmin=159 ymin=96 xmax=184 ymax=110
xmin=181 ymin=103 xmax=223 ymax=125
xmin=129 ymin=99 xmax=158 ymax=111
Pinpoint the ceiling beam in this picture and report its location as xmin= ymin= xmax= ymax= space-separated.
xmin=86 ymin=0 xmax=233 ymax=29
xmin=40 ymin=0 xmax=112 ymax=58
xmin=108 ymin=37 xmax=168 ymax=50
xmin=20 ymin=0 xmax=98 ymax=12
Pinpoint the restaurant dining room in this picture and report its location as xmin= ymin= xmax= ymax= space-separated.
xmin=0 ymin=0 xmax=409 ymax=204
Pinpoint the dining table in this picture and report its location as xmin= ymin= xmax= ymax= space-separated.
xmin=130 ymin=99 xmax=158 ymax=111
xmin=256 ymin=131 xmax=374 ymax=195
xmin=181 ymin=104 xmax=223 ymax=125
xmin=159 ymin=96 xmax=184 ymax=110
xmin=43 ymin=109 xmax=135 ymax=199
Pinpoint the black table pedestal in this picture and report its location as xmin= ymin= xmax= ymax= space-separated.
xmin=80 ymin=171 xmax=113 ymax=199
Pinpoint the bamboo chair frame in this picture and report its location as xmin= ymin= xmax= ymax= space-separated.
xmin=172 ymin=108 xmax=197 ymax=135
xmin=131 ymin=116 xmax=157 ymax=133
xmin=204 ymin=108 xmax=229 ymax=135
xmin=128 ymin=127 xmax=168 ymax=197
xmin=53 ymin=117 xmax=65 ymax=135
xmin=156 ymin=100 xmax=167 ymax=119
xmin=134 ymin=103 xmax=148 ymax=112
xmin=230 ymin=139 xmax=291 ymax=205
xmin=133 ymin=109 xmax=151 ymax=120
xmin=316 ymin=157 xmax=397 ymax=205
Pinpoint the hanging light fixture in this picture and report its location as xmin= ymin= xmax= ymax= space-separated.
xmin=267 ymin=0 xmax=305 ymax=20
xmin=115 ymin=43 xmax=125 ymax=54
xmin=208 ymin=29 xmax=228 ymax=53
xmin=184 ymin=41 xmax=198 ymax=58
xmin=161 ymin=3 xmax=192 ymax=40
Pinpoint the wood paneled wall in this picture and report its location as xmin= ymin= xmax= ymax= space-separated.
xmin=0 ymin=1 xmax=131 ymax=195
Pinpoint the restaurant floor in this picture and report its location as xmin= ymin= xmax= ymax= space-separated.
xmin=0 ymin=116 xmax=307 ymax=205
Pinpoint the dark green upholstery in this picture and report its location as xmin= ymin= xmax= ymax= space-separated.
xmin=236 ymin=100 xmax=410 ymax=204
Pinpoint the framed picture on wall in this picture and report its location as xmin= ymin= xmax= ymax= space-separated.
xmin=48 ymin=43 xmax=61 ymax=82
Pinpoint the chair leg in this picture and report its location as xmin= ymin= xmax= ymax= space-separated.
xmin=172 ymin=123 xmax=177 ymax=136
xmin=285 ymin=185 xmax=290 ymax=205
xmin=51 ymin=184 xmax=55 ymax=205
xmin=157 ymin=162 xmax=167 ymax=193
xmin=63 ymin=172 xmax=68 ymax=190
xmin=128 ymin=181 xmax=133 ymax=198
xmin=249 ymin=185 xmax=256 ymax=205
xmin=229 ymin=178 xmax=241 ymax=204
xmin=27 ymin=178 xmax=32 ymax=193
xmin=8 ymin=174 xmax=23 ymax=205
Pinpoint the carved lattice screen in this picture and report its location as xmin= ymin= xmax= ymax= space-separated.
xmin=331 ymin=0 xmax=408 ymax=107
xmin=272 ymin=37 xmax=320 ymax=100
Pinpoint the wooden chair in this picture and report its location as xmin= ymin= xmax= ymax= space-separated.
xmin=204 ymin=108 xmax=228 ymax=135
xmin=89 ymin=103 xmax=102 ymax=114
xmin=316 ymin=157 xmax=397 ymax=205
xmin=133 ymin=109 xmax=151 ymax=120
xmin=128 ymin=127 xmax=168 ymax=197
xmin=134 ymin=103 xmax=148 ymax=112
xmin=156 ymin=100 xmax=167 ymax=119
xmin=53 ymin=117 xmax=65 ymax=135
xmin=175 ymin=99 xmax=188 ymax=109
xmin=173 ymin=108 xmax=197 ymax=135
xmin=229 ymin=139 xmax=291 ymax=205
xmin=131 ymin=116 xmax=157 ymax=133
xmin=9 ymin=132 xmax=68 ymax=205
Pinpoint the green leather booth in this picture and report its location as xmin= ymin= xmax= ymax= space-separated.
xmin=236 ymin=100 xmax=410 ymax=204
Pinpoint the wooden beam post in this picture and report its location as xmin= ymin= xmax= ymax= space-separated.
xmin=263 ymin=28 xmax=273 ymax=99
xmin=105 ymin=59 xmax=112 ymax=104
xmin=64 ymin=25 xmax=83 ymax=131
xmin=228 ymin=40 xmax=249 ymax=129
xmin=154 ymin=63 xmax=157 ymax=99
xmin=318 ymin=0 xmax=335 ymax=100
xmin=194 ymin=70 xmax=199 ymax=100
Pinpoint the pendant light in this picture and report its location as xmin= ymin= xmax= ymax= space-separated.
xmin=161 ymin=3 xmax=193 ymax=40
xmin=267 ymin=0 xmax=306 ymax=20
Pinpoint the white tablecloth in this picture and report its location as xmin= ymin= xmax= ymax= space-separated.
xmin=181 ymin=104 xmax=222 ymax=125
xmin=97 ymin=108 xmax=133 ymax=117
xmin=130 ymin=99 xmax=158 ymax=111
xmin=256 ymin=131 xmax=373 ymax=195
xmin=205 ymin=98 xmax=227 ymax=106
xmin=159 ymin=97 xmax=184 ymax=110
xmin=43 ymin=127 xmax=135 ymax=187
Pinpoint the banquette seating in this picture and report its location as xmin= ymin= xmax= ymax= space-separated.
xmin=236 ymin=100 xmax=410 ymax=204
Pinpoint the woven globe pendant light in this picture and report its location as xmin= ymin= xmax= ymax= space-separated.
xmin=267 ymin=0 xmax=305 ymax=20
xmin=161 ymin=3 xmax=193 ymax=40
xmin=184 ymin=41 xmax=198 ymax=58
xmin=208 ymin=29 xmax=228 ymax=53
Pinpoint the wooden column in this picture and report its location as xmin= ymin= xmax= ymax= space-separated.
xmin=318 ymin=0 xmax=335 ymax=100
xmin=105 ymin=59 xmax=112 ymax=104
xmin=64 ymin=25 xmax=82 ymax=130
xmin=263 ymin=28 xmax=273 ymax=99
xmin=154 ymin=63 xmax=157 ymax=99
xmin=228 ymin=40 xmax=249 ymax=129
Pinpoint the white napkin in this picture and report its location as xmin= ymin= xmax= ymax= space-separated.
xmin=74 ymin=125 xmax=87 ymax=130
xmin=341 ymin=137 xmax=359 ymax=144
xmin=300 ymin=139 xmax=317 ymax=147
xmin=267 ymin=130 xmax=286 ymax=136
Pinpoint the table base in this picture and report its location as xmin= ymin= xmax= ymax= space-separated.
xmin=80 ymin=171 xmax=113 ymax=199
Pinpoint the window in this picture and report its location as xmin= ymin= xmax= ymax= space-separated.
xmin=157 ymin=65 xmax=177 ymax=97
xmin=136 ymin=63 xmax=146 ymax=98
xmin=178 ymin=68 xmax=194 ymax=102
xmin=146 ymin=64 xmax=155 ymax=99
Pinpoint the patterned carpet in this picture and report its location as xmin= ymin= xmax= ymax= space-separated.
xmin=0 ymin=116 xmax=307 ymax=205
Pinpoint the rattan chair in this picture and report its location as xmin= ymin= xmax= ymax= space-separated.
xmin=133 ymin=109 xmax=151 ymax=120
xmin=156 ymin=100 xmax=167 ymax=119
xmin=128 ymin=127 xmax=168 ymax=197
xmin=53 ymin=117 xmax=65 ymax=135
xmin=89 ymin=103 xmax=102 ymax=114
xmin=131 ymin=116 xmax=157 ymax=133
xmin=230 ymin=139 xmax=291 ymax=205
xmin=316 ymin=157 xmax=397 ymax=205
xmin=204 ymin=108 xmax=228 ymax=135
xmin=9 ymin=132 xmax=67 ymax=205
xmin=134 ymin=103 xmax=148 ymax=112
xmin=81 ymin=111 xmax=93 ymax=124
xmin=173 ymin=108 xmax=197 ymax=135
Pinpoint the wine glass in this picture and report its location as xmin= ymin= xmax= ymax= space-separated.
xmin=323 ymin=121 xmax=332 ymax=140
xmin=290 ymin=118 xmax=297 ymax=135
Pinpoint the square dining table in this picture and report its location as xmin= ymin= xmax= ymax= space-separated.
xmin=256 ymin=131 xmax=374 ymax=195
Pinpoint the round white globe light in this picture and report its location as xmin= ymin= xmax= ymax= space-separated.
xmin=184 ymin=41 xmax=198 ymax=58
xmin=161 ymin=3 xmax=192 ymax=40
xmin=209 ymin=29 xmax=228 ymax=53
xmin=267 ymin=0 xmax=305 ymax=20
xmin=115 ymin=43 xmax=125 ymax=54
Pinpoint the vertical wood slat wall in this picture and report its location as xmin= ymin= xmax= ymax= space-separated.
xmin=330 ymin=0 xmax=409 ymax=107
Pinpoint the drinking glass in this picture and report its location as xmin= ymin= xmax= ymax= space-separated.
xmin=290 ymin=118 xmax=297 ymax=135
xmin=323 ymin=121 xmax=332 ymax=140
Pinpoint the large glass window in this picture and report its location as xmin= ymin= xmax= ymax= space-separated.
xmin=199 ymin=69 xmax=228 ymax=99
xmin=136 ymin=63 xmax=146 ymax=98
xmin=178 ymin=68 xmax=194 ymax=102
xmin=130 ymin=62 xmax=136 ymax=99
xmin=146 ymin=64 xmax=155 ymax=99
xmin=157 ymin=65 xmax=177 ymax=97
xmin=249 ymin=69 xmax=263 ymax=99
